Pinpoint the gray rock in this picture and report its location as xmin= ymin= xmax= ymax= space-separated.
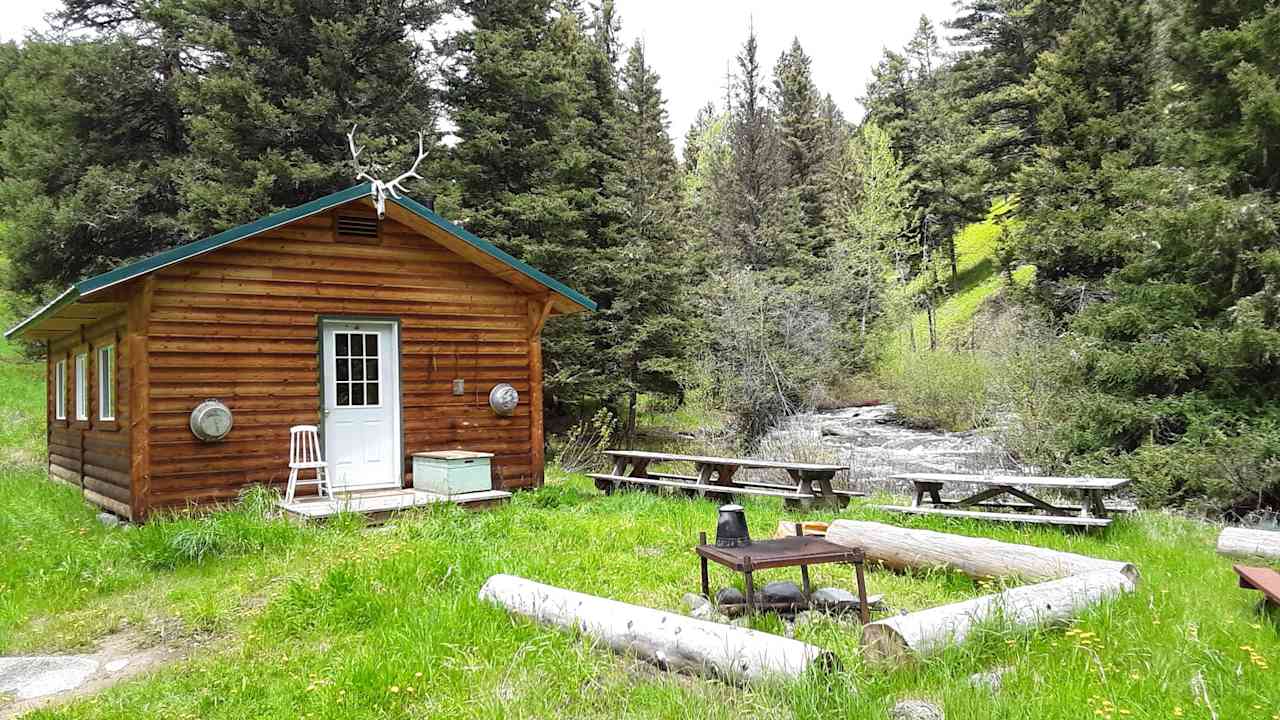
xmin=968 ymin=667 xmax=1008 ymax=693
xmin=96 ymin=512 xmax=121 ymax=527
xmin=811 ymin=587 xmax=856 ymax=606
xmin=889 ymin=699 xmax=944 ymax=720
xmin=760 ymin=581 xmax=805 ymax=604
xmin=690 ymin=604 xmax=727 ymax=623
xmin=714 ymin=587 xmax=744 ymax=606
xmin=0 ymin=656 xmax=100 ymax=700
xmin=792 ymin=610 xmax=826 ymax=627
xmin=682 ymin=593 xmax=709 ymax=612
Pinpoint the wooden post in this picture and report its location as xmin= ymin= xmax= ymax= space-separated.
xmin=743 ymin=556 xmax=755 ymax=616
xmin=127 ymin=277 xmax=154 ymax=521
xmin=527 ymin=296 xmax=550 ymax=489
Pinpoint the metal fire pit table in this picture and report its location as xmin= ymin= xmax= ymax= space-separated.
xmin=695 ymin=526 xmax=870 ymax=623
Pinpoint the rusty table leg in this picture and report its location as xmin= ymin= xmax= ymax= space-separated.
xmin=698 ymin=532 xmax=710 ymax=598
xmin=743 ymin=556 xmax=755 ymax=616
xmin=854 ymin=559 xmax=869 ymax=624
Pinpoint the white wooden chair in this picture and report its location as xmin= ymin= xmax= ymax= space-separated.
xmin=285 ymin=425 xmax=330 ymax=503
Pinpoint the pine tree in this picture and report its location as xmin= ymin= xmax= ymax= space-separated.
xmin=772 ymin=39 xmax=827 ymax=240
xmin=726 ymin=24 xmax=782 ymax=271
xmin=607 ymin=41 xmax=692 ymax=441
xmin=1 ymin=0 xmax=449 ymax=311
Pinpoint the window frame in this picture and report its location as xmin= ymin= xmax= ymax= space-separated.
xmin=74 ymin=352 xmax=88 ymax=422
xmin=54 ymin=358 xmax=67 ymax=421
xmin=98 ymin=344 xmax=115 ymax=421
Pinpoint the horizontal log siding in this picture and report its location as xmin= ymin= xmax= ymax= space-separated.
xmin=144 ymin=208 xmax=539 ymax=509
xmin=48 ymin=313 xmax=132 ymax=518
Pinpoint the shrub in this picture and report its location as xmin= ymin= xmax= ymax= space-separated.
xmin=876 ymin=349 xmax=995 ymax=431
xmin=699 ymin=271 xmax=842 ymax=443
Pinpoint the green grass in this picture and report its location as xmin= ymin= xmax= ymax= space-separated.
xmin=892 ymin=221 xmax=1032 ymax=357
xmin=1 ymin=344 xmax=1278 ymax=719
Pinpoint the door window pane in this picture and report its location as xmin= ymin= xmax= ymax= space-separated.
xmin=332 ymin=330 xmax=383 ymax=408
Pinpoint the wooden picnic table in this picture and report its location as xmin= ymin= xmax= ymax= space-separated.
xmin=588 ymin=449 xmax=860 ymax=508
xmin=875 ymin=472 xmax=1134 ymax=528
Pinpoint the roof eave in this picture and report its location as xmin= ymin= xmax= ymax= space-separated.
xmin=390 ymin=194 xmax=597 ymax=313
xmin=4 ymin=286 xmax=81 ymax=340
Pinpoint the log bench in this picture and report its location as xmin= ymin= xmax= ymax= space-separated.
xmin=1234 ymin=564 xmax=1280 ymax=609
xmin=587 ymin=473 xmax=815 ymax=501
xmin=870 ymin=504 xmax=1112 ymax=528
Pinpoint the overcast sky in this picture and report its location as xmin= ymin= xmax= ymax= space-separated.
xmin=2 ymin=0 xmax=958 ymax=149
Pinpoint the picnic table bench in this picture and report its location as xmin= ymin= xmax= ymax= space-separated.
xmin=1234 ymin=564 xmax=1280 ymax=610
xmin=589 ymin=449 xmax=861 ymax=508
xmin=874 ymin=472 xmax=1133 ymax=529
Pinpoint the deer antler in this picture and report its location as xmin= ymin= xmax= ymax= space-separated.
xmin=346 ymin=124 xmax=377 ymax=185
xmin=384 ymin=132 xmax=427 ymax=199
xmin=345 ymin=126 xmax=427 ymax=218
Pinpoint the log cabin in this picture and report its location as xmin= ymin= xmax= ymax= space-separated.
xmin=4 ymin=184 xmax=595 ymax=521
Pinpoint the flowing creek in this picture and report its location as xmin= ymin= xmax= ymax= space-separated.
xmin=757 ymin=404 xmax=1023 ymax=495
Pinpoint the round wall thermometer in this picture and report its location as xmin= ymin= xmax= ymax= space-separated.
xmin=190 ymin=400 xmax=234 ymax=442
xmin=488 ymin=383 xmax=519 ymax=416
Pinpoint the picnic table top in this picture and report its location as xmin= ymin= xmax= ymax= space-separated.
xmin=695 ymin=535 xmax=863 ymax=571
xmin=890 ymin=472 xmax=1131 ymax=491
xmin=605 ymin=449 xmax=847 ymax=473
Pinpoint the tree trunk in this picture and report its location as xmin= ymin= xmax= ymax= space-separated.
xmin=478 ymin=574 xmax=835 ymax=683
xmin=825 ymin=520 xmax=1139 ymax=583
xmin=862 ymin=569 xmax=1137 ymax=666
xmin=1217 ymin=527 xmax=1280 ymax=561
xmin=625 ymin=389 xmax=638 ymax=450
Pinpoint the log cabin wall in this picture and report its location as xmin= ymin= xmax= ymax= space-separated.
xmin=142 ymin=202 xmax=542 ymax=512
xmin=47 ymin=313 xmax=132 ymax=518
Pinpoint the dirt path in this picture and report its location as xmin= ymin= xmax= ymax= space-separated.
xmin=0 ymin=629 xmax=202 ymax=718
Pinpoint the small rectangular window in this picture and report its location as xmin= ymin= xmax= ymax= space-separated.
xmin=98 ymin=345 xmax=115 ymax=421
xmin=54 ymin=359 xmax=67 ymax=420
xmin=74 ymin=353 xmax=88 ymax=421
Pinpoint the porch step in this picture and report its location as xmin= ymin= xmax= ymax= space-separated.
xmin=280 ymin=488 xmax=511 ymax=522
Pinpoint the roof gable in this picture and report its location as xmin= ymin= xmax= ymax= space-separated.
xmin=7 ymin=184 xmax=595 ymax=340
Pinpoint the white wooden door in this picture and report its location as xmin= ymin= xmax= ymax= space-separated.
xmin=322 ymin=320 xmax=401 ymax=491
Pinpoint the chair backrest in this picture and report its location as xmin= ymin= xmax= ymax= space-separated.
xmin=289 ymin=425 xmax=323 ymax=466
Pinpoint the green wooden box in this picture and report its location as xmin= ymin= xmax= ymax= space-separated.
xmin=412 ymin=450 xmax=494 ymax=495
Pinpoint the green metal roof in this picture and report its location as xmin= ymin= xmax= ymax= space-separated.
xmin=6 ymin=183 xmax=595 ymax=339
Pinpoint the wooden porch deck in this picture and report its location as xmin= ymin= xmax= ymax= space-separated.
xmin=279 ymin=487 xmax=511 ymax=522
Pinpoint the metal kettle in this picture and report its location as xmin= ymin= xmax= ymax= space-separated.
xmin=715 ymin=504 xmax=752 ymax=548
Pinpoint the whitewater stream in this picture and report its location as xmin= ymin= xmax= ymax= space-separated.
xmin=757 ymin=404 xmax=1023 ymax=495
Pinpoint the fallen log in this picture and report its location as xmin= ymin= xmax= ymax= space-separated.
xmin=862 ymin=568 xmax=1137 ymax=665
xmin=478 ymin=574 xmax=835 ymax=683
xmin=825 ymin=520 xmax=1139 ymax=583
xmin=1217 ymin=526 xmax=1280 ymax=561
